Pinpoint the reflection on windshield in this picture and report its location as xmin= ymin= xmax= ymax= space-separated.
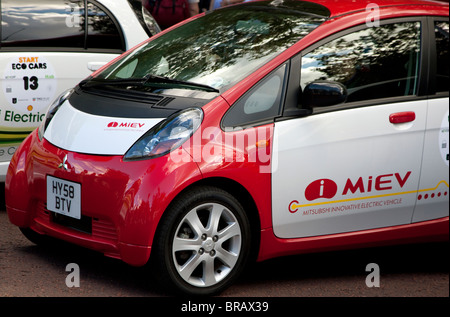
xmin=96 ymin=0 xmax=329 ymax=92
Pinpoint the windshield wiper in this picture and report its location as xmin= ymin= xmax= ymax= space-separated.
xmin=80 ymin=76 xmax=149 ymax=87
xmin=143 ymin=74 xmax=220 ymax=93
xmin=80 ymin=74 xmax=220 ymax=93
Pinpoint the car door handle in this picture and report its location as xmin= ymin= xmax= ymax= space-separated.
xmin=87 ymin=62 xmax=107 ymax=72
xmin=389 ymin=111 xmax=416 ymax=124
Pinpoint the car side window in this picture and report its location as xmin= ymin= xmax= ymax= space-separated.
xmin=1 ymin=0 xmax=85 ymax=48
xmin=1 ymin=0 xmax=124 ymax=51
xmin=86 ymin=1 xmax=124 ymax=50
xmin=300 ymin=22 xmax=421 ymax=104
xmin=435 ymin=21 xmax=449 ymax=93
xmin=222 ymin=64 xmax=287 ymax=128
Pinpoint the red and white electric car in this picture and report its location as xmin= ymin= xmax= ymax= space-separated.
xmin=6 ymin=0 xmax=449 ymax=295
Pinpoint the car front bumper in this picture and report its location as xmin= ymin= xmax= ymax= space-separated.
xmin=6 ymin=129 xmax=202 ymax=266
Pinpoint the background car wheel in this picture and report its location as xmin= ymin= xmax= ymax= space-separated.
xmin=152 ymin=186 xmax=252 ymax=296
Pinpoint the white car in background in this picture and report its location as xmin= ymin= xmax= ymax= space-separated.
xmin=0 ymin=0 xmax=160 ymax=180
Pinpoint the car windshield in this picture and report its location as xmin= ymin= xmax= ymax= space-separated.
xmin=91 ymin=0 xmax=329 ymax=96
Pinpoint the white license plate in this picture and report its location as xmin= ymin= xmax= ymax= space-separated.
xmin=46 ymin=176 xmax=81 ymax=219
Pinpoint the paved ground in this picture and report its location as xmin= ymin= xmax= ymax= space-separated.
xmin=1 ymin=209 xmax=448 ymax=299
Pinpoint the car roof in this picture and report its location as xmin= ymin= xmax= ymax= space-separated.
xmin=304 ymin=0 xmax=449 ymax=18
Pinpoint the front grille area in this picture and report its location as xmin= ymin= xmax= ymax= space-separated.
xmin=36 ymin=202 xmax=50 ymax=222
xmin=51 ymin=212 xmax=92 ymax=234
xmin=36 ymin=201 xmax=118 ymax=243
xmin=92 ymin=218 xmax=118 ymax=241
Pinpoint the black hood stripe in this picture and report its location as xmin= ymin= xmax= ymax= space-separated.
xmin=70 ymin=86 xmax=208 ymax=119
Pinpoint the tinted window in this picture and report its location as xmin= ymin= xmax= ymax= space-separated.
xmin=126 ymin=0 xmax=161 ymax=37
xmin=86 ymin=1 xmax=123 ymax=50
xmin=1 ymin=0 xmax=85 ymax=48
xmin=301 ymin=22 xmax=421 ymax=104
xmin=222 ymin=64 xmax=287 ymax=128
xmin=435 ymin=21 xmax=449 ymax=93
xmin=1 ymin=0 xmax=124 ymax=51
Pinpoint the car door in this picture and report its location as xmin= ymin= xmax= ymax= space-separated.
xmin=272 ymin=19 xmax=427 ymax=239
xmin=412 ymin=19 xmax=449 ymax=223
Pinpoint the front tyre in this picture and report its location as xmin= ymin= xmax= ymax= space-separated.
xmin=152 ymin=186 xmax=252 ymax=296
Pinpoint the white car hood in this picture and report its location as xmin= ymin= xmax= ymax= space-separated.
xmin=45 ymin=100 xmax=163 ymax=155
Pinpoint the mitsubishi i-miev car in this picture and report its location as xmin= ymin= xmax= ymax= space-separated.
xmin=6 ymin=0 xmax=449 ymax=295
xmin=0 ymin=0 xmax=160 ymax=180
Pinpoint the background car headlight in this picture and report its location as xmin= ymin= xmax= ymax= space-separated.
xmin=38 ymin=89 xmax=73 ymax=141
xmin=124 ymin=108 xmax=203 ymax=160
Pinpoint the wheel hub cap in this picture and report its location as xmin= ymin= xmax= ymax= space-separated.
xmin=172 ymin=202 xmax=242 ymax=288
xmin=202 ymin=237 xmax=215 ymax=252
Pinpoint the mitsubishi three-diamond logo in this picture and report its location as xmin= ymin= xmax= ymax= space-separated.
xmin=58 ymin=154 xmax=68 ymax=171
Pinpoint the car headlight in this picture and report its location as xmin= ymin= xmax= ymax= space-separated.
xmin=38 ymin=89 xmax=73 ymax=141
xmin=124 ymin=108 xmax=203 ymax=160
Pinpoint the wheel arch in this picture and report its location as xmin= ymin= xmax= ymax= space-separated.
xmin=151 ymin=176 xmax=262 ymax=263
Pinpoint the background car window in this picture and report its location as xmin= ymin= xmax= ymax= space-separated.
xmin=86 ymin=1 xmax=124 ymax=50
xmin=435 ymin=21 xmax=449 ymax=93
xmin=1 ymin=0 xmax=124 ymax=51
xmin=222 ymin=64 xmax=286 ymax=128
xmin=300 ymin=22 xmax=421 ymax=104
xmin=126 ymin=0 xmax=161 ymax=37
xmin=1 ymin=0 xmax=85 ymax=48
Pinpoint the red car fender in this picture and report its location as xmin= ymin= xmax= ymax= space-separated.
xmin=191 ymin=100 xmax=274 ymax=231
xmin=5 ymin=132 xmax=35 ymax=228
xmin=118 ymin=153 xmax=203 ymax=249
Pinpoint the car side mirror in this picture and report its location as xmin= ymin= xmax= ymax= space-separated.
xmin=302 ymin=81 xmax=347 ymax=108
